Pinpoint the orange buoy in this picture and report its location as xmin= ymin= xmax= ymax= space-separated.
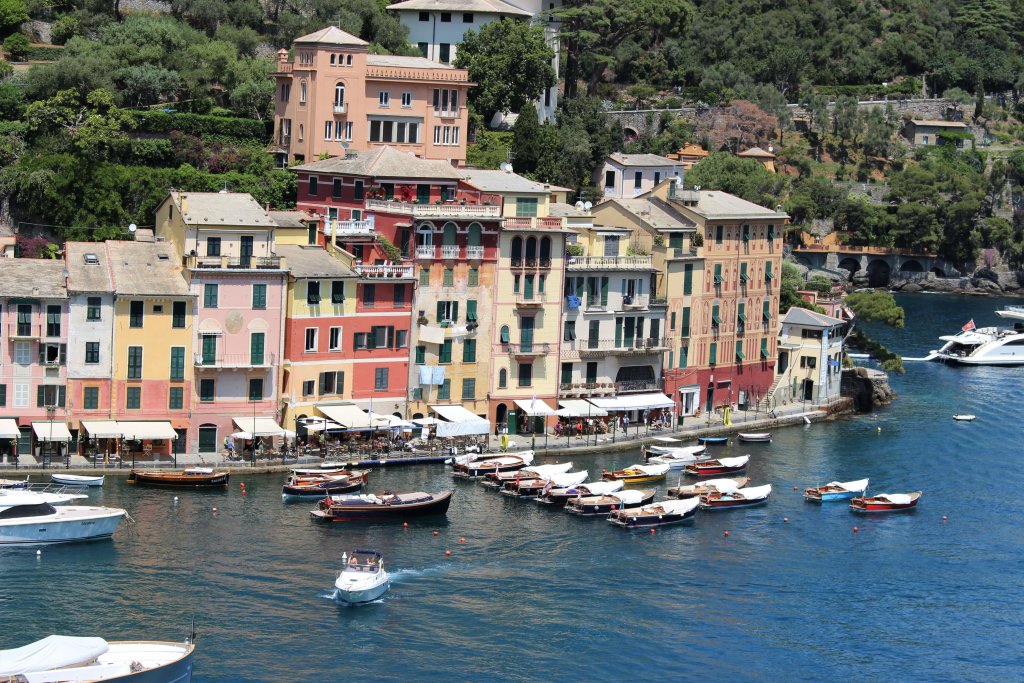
xmin=433 ymin=530 xmax=439 ymax=536
xmin=853 ymin=526 xmax=859 ymax=533
xmin=793 ymin=485 xmax=798 ymax=490
xmin=445 ymin=549 xmax=451 ymax=557
xmin=723 ymin=530 xmax=729 ymax=537
xmin=459 ymin=537 xmax=465 ymax=543
xmin=649 ymin=528 xmax=655 ymax=535
xmin=403 ymin=522 xmax=408 ymax=528
xmin=783 ymin=517 xmax=789 ymax=523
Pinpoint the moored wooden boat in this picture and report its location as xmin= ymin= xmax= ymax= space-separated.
xmin=697 ymin=436 xmax=729 ymax=445
xmin=502 ymin=470 xmax=588 ymax=498
xmin=683 ymin=455 xmax=749 ymax=477
xmin=311 ymin=490 xmax=454 ymax=521
xmin=51 ymin=473 xmax=105 ymax=487
xmin=127 ymin=467 xmax=229 ymax=488
xmin=601 ymin=463 xmax=669 ymax=484
xmin=0 ymin=635 xmax=195 ymax=682
xmin=646 ymin=450 xmax=710 ymax=469
xmin=535 ymin=480 xmax=624 ymax=507
xmin=282 ymin=471 xmax=368 ymax=500
xmin=482 ymin=462 xmax=572 ymax=488
xmin=849 ymin=491 xmax=922 ymax=513
xmin=451 ymin=452 xmax=535 ymax=477
xmin=738 ymin=432 xmax=772 ymax=442
xmin=608 ymin=497 xmax=700 ymax=528
xmin=668 ymin=476 xmax=751 ymax=498
xmin=700 ymin=483 xmax=772 ymax=510
xmin=804 ymin=478 xmax=868 ymax=502
xmin=564 ymin=488 xmax=656 ymax=516
xmin=645 ymin=444 xmax=706 ymax=458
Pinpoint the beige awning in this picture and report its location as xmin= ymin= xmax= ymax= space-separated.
xmin=118 ymin=421 xmax=178 ymax=440
xmin=80 ymin=420 xmax=122 ymax=439
xmin=232 ymin=417 xmax=288 ymax=437
xmin=32 ymin=421 xmax=72 ymax=442
xmin=317 ymin=404 xmax=372 ymax=429
xmin=0 ymin=419 xmax=19 ymax=439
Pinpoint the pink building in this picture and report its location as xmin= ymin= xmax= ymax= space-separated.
xmin=271 ymin=26 xmax=471 ymax=167
xmin=0 ymin=260 xmax=70 ymax=463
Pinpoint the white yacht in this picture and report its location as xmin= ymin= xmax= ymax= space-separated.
xmin=0 ymin=490 xmax=125 ymax=546
xmin=933 ymin=307 xmax=1024 ymax=365
xmin=0 ymin=635 xmax=194 ymax=682
xmin=334 ymin=550 xmax=390 ymax=604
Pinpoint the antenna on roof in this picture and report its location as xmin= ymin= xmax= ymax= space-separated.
xmin=499 ymin=162 xmax=513 ymax=173
xmin=583 ymin=201 xmax=593 ymax=211
xmin=574 ymin=201 xmax=585 ymax=210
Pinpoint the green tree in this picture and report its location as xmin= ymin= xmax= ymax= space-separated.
xmin=24 ymin=88 xmax=135 ymax=159
xmin=832 ymin=95 xmax=861 ymax=152
xmin=844 ymin=291 xmax=905 ymax=328
xmin=510 ymin=102 xmax=541 ymax=174
xmin=466 ymin=129 xmax=511 ymax=169
xmin=2 ymin=32 xmax=28 ymax=61
xmin=49 ymin=15 xmax=82 ymax=45
xmin=685 ymin=152 xmax=787 ymax=208
xmin=0 ymin=0 xmax=27 ymax=33
xmin=454 ymin=19 xmax=554 ymax=122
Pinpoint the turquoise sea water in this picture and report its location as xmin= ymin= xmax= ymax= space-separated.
xmin=1 ymin=293 xmax=1022 ymax=682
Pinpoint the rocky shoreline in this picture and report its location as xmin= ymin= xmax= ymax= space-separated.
xmin=889 ymin=270 xmax=1024 ymax=296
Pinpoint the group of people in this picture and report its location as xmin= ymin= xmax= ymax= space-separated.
xmin=554 ymin=410 xmax=671 ymax=439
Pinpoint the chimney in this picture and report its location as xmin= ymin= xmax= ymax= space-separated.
xmin=277 ymin=48 xmax=288 ymax=64
xmin=180 ymin=194 xmax=188 ymax=214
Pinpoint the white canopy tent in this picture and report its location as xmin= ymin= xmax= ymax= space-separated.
xmin=411 ymin=417 xmax=439 ymax=426
xmin=588 ymin=392 xmax=675 ymax=412
xmin=430 ymin=405 xmax=491 ymax=437
xmin=232 ymin=417 xmax=288 ymax=437
xmin=0 ymin=419 xmax=21 ymax=439
xmin=557 ymin=399 xmax=608 ymax=417
xmin=317 ymin=404 xmax=373 ymax=430
xmin=514 ymin=398 xmax=556 ymax=416
xmin=118 ymin=421 xmax=178 ymax=440
xmin=368 ymin=412 xmax=414 ymax=428
xmin=80 ymin=420 xmax=121 ymax=439
xmin=299 ymin=417 xmax=343 ymax=433
xmin=31 ymin=421 xmax=72 ymax=442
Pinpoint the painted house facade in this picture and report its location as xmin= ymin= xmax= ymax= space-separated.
xmin=775 ymin=307 xmax=846 ymax=406
xmin=597 ymin=153 xmax=682 ymax=199
xmin=271 ymin=26 xmax=471 ymax=166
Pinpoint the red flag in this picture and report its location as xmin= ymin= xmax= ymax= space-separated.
xmin=962 ymin=319 xmax=976 ymax=332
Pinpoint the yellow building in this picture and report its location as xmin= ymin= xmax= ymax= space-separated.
xmin=775 ymin=307 xmax=846 ymax=407
xmin=106 ymin=241 xmax=195 ymax=455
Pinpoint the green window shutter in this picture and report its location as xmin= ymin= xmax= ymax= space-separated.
xmin=614 ymin=318 xmax=622 ymax=346
xmin=252 ymin=284 xmax=267 ymax=309
xmin=437 ymin=379 xmax=450 ymax=400
xmin=709 ymin=342 xmax=717 ymax=366
xmin=436 ymin=301 xmax=445 ymax=323
xmin=670 ymin=311 xmax=676 ymax=331
xmin=736 ymin=340 xmax=745 ymax=361
xmin=415 ymin=345 xmax=426 ymax=364
xmin=763 ymin=300 xmax=771 ymax=321
xmin=740 ymin=262 xmax=748 ymax=282
xmin=443 ymin=267 xmax=454 ymax=287
xmin=761 ymin=337 xmax=769 ymax=359
xmin=737 ymin=303 xmax=746 ymax=333
xmin=765 ymin=261 xmax=773 ymax=280
xmin=712 ymin=304 xmax=720 ymax=325
xmin=462 ymin=378 xmax=475 ymax=400
xmin=451 ymin=301 xmax=459 ymax=322
xmin=420 ymin=268 xmax=430 ymax=286
xmin=204 ymin=284 xmax=218 ymax=307
xmin=767 ymin=224 xmax=775 ymax=240
xmin=500 ymin=326 xmax=510 ymax=344
xmin=681 ymin=307 xmax=690 ymax=337
xmin=170 ymin=347 xmax=184 ymax=380
xmin=37 ymin=385 xmax=44 ymax=407
xmin=600 ymin=277 xmax=608 ymax=306
xmin=715 ymin=226 xmax=723 ymax=244
xmin=440 ymin=340 xmax=452 ymax=364
xmin=679 ymin=345 xmax=688 ymax=368
xmin=468 ymin=268 xmax=478 ymax=287
xmin=668 ymin=351 xmax=674 ymax=368
xmin=742 ymin=224 xmax=750 ymax=242
xmin=467 ymin=300 xmax=477 ymax=321
xmin=714 ymin=264 xmax=722 ymax=285
xmin=669 ymin=233 xmax=683 ymax=249
xmin=169 ymin=386 xmax=183 ymax=410
xmin=683 ymin=264 xmax=693 ymax=295
xmin=463 ymin=338 xmax=476 ymax=362
xmin=251 ymin=333 xmax=265 ymax=365
xmin=575 ymin=278 xmax=584 ymax=298
xmin=58 ymin=386 xmax=66 ymax=408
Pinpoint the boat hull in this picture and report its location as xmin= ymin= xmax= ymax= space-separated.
xmin=697 ymin=436 xmax=729 ymax=444
xmin=51 ymin=474 xmax=105 ymax=487
xmin=0 ymin=508 xmax=125 ymax=545
xmin=684 ymin=464 xmax=747 ymax=477
xmin=335 ymin=580 xmax=390 ymax=605
xmin=127 ymin=471 xmax=229 ymax=488
xmin=608 ymin=507 xmax=697 ymax=528
xmin=311 ymin=492 xmax=453 ymax=521
xmin=850 ymin=501 xmax=919 ymax=512
xmin=805 ymin=489 xmax=859 ymax=502
xmin=282 ymin=480 xmax=363 ymax=500
xmin=565 ymin=491 xmax=656 ymax=516
xmin=737 ymin=433 xmax=771 ymax=442
xmin=104 ymin=643 xmax=195 ymax=683
xmin=699 ymin=496 xmax=770 ymax=510
xmin=601 ymin=471 xmax=667 ymax=484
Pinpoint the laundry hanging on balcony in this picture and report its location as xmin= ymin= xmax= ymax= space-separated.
xmin=566 ymin=295 xmax=581 ymax=309
xmin=418 ymin=326 xmax=446 ymax=345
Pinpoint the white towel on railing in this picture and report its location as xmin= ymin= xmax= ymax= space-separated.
xmin=419 ymin=326 xmax=446 ymax=345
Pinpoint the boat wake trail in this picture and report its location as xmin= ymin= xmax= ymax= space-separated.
xmin=903 ymin=351 xmax=939 ymax=362
xmin=388 ymin=565 xmax=451 ymax=583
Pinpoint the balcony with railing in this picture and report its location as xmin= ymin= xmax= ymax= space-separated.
xmin=566 ymin=255 xmax=654 ymax=271
xmin=566 ymin=337 xmax=670 ymax=357
xmin=506 ymin=342 xmax=550 ymax=357
xmin=440 ymin=245 xmax=460 ymax=260
xmin=7 ymin=323 xmax=42 ymax=339
xmin=514 ymin=291 xmax=547 ymax=307
xmin=326 ymin=219 xmax=374 ymax=236
xmin=466 ymin=245 xmax=485 ymax=260
xmin=354 ymin=264 xmax=415 ymax=279
xmin=615 ymin=379 xmax=661 ymax=393
xmin=558 ymin=382 xmax=616 ymax=397
xmin=621 ymin=294 xmax=648 ymax=309
xmin=502 ymin=217 xmax=562 ymax=230
xmin=194 ymin=352 xmax=276 ymax=369
xmin=415 ymin=245 xmax=435 ymax=260
xmin=434 ymin=107 xmax=460 ymax=119
xmin=333 ymin=103 xmax=347 ymax=115
xmin=365 ymin=199 xmax=501 ymax=219
xmin=187 ymin=255 xmax=285 ymax=270
xmin=510 ymin=257 xmax=553 ymax=269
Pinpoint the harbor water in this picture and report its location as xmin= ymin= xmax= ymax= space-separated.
xmin=1 ymin=293 xmax=1022 ymax=682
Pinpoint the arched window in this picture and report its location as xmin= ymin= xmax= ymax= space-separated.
xmin=442 ymin=222 xmax=457 ymax=246
xmin=298 ymin=124 xmax=304 ymax=141
xmin=467 ymin=222 xmax=482 ymax=246
xmin=334 ymin=84 xmax=345 ymax=108
xmin=511 ymin=236 xmax=522 ymax=265
xmin=539 ymin=236 xmax=551 ymax=264
xmin=525 ymin=236 xmax=537 ymax=262
xmin=500 ymin=325 xmax=510 ymax=347
xmin=330 ymin=54 xmax=336 ymax=65
xmin=417 ymin=224 xmax=433 ymax=246
xmin=498 ymin=369 xmax=508 ymax=388
xmin=300 ymin=80 xmax=307 ymax=104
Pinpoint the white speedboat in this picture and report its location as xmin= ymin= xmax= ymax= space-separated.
xmin=0 ymin=490 xmax=125 ymax=546
xmin=0 ymin=635 xmax=194 ymax=682
xmin=335 ymin=550 xmax=390 ymax=604
xmin=952 ymin=414 xmax=976 ymax=422
xmin=51 ymin=473 xmax=105 ymax=487
xmin=737 ymin=432 xmax=772 ymax=442
xmin=932 ymin=307 xmax=1024 ymax=365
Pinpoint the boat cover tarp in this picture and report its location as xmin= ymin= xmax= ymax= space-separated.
xmin=589 ymin=392 xmax=674 ymax=411
xmin=429 ymin=405 xmax=490 ymax=437
xmin=31 ymin=422 xmax=72 ymax=442
xmin=547 ymin=471 xmax=588 ymax=487
xmin=557 ymin=400 xmax=608 ymax=417
xmin=0 ymin=419 xmax=19 ymax=439
xmin=636 ymin=498 xmax=700 ymax=515
xmin=829 ymin=479 xmax=868 ymax=492
xmin=232 ymin=417 xmax=288 ymax=437
xmin=578 ymin=480 xmax=623 ymax=495
xmin=737 ymin=484 xmax=772 ymax=499
xmin=522 ymin=463 xmax=573 ymax=477
xmin=628 ymin=463 xmax=669 ymax=475
xmin=118 ymin=421 xmax=178 ymax=440
xmin=611 ymin=489 xmax=648 ymax=504
xmin=0 ymin=635 xmax=109 ymax=676
xmin=316 ymin=405 xmax=372 ymax=430
xmin=877 ymin=493 xmax=912 ymax=505
xmin=514 ymin=398 xmax=556 ymax=416
xmin=717 ymin=456 xmax=750 ymax=467
xmin=79 ymin=420 xmax=121 ymax=439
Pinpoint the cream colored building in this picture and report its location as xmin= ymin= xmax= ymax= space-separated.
xmin=775 ymin=307 xmax=846 ymax=406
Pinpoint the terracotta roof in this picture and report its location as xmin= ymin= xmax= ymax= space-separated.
xmin=675 ymin=143 xmax=708 ymax=157
xmin=105 ymin=241 xmax=191 ymax=296
xmin=277 ymin=244 xmax=357 ymax=279
xmin=294 ymin=26 xmax=368 ymax=46
xmin=0 ymin=259 xmax=66 ymax=299
xmin=292 ymin=146 xmax=463 ymax=179
xmin=386 ymin=0 xmax=531 ymax=16
xmin=168 ymin=191 xmax=277 ymax=228
xmin=65 ymin=242 xmax=114 ymax=293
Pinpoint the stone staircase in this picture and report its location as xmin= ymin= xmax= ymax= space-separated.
xmin=754 ymin=374 xmax=785 ymax=415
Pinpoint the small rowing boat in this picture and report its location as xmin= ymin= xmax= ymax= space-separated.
xmin=451 ymin=452 xmax=535 ymax=477
xmin=311 ymin=490 xmax=454 ymax=521
xmin=952 ymin=414 xmax=976 ymax=422
xmin=738 ymin=432 xmax=772 ymax=442
xmin=667 ymin=476 xmax=751 ymax=498
xmin=482 ymin=462 xmax=572 ymax=488
xmin=700 ymin=483 xmax=772 ymax=510
xmin=127 ymin=468 xmax=229 ymax=488
xmin=0 ymin=634 xmax=195 ymax=682
xmin=502 ymin=470 xmax=588 ymax=498
xmin=535 ymin=480 xmax=624 ymax=507
xmin=683 ymin=455 xmax=749 ymax=477
xmin=608 ymin=497 xmax=700 ymax=528
xmin=282 ymin=471 xmax=369 ymax=500
xmin=804 ymin=478 xmax=868 ymax=502
xmin=645 ymin=444 xmax=706 ymax=457
xmin=697 ymin=436 xmax=729 ymax=445
xmin=647 ymin=450 xmax=709 ymax=469
xmin=564 ymin=488 xmax=657 ymax=516
xmin=51 ymin=473 xmax=105 ymax=487
xmin=849 ymin=491 xmax=922 ymax=513
xmin=601 ymin=463 xmax=669 ymax=484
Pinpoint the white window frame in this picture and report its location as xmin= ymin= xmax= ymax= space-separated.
xmin=14 ymin=383 xmax=28 ymax=407
xmin=434 ymin=126 xmax=441 ymax=145
xmin=305 ymin=328 xmax=318 ymax=352
xmin=300 ymin=80 xmax=307 ymax=104
xmin=14 ymin=341 xmax=30 ymax=365
xmin=329 ymin=326 xmax=342 ymax=351
xmin=401 ymin=92 xmax=412 ymax=108
xmin=379 ymin=91 xmax=390 ymax=108
xmin=344 ymin=122 xmax=353 ymax=141
xmin=324 ymin=121 xmax=333 ymax=140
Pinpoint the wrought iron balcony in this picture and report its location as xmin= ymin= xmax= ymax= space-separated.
xmin=514 ymin=292 xmax=547 ymax=307
xmin=566 ymin=337 xmax=670 ymax=357
xmin=194 ymin=352 xmax=276 ymax=369
xmin=566 ymin=255 xmax=653 ymax=270
xmin=506 ymin=342 xmax=549 ymax=357
xmin=558 ymin=382 xmax=615 ymax=397
xmin=615 ymin=380 xmax=661 ymax=393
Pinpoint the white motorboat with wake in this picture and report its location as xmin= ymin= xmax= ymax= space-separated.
xmin=334 ymin=550 xmax=390 ymax=604
xmin=0 ymin=490 xmax=125 ymax=546
xmin=931 ymin=307 xmax=1024 ymax=365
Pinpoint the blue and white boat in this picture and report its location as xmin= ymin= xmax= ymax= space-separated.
xmin=697 ymin=436 xmax=729 ymax=445
xmin=804 ymin=478 xmax=869 ymax=502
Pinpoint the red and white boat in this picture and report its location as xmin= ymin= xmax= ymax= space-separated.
xmin=849 ymin=491 xmax=922 ymax=512
xmin=683 ymin=455 xmax=749 ymax=477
